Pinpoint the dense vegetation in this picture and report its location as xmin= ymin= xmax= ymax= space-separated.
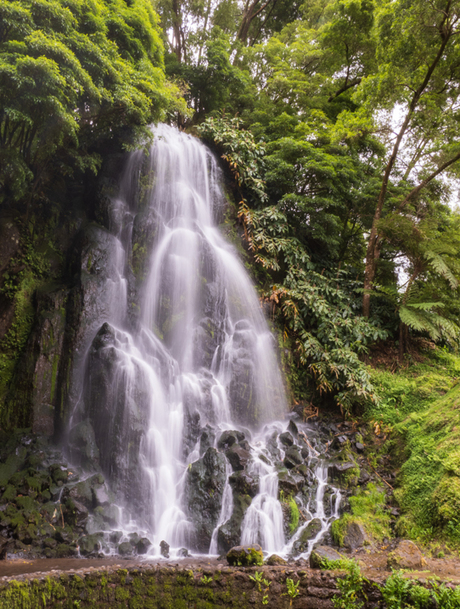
xmin=2 ymin=0 xmax=460 ymax=546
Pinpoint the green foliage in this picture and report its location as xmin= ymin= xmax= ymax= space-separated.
xmin=284 ymin=578 xmax=300 ymax=599
xmin=380 ymin=570 xmax=460 ymax=609
xmin=197 ymin=115 xmax=268 ymax=204
xmin=331 ymin=559 xmax=366 ymax=609
xmin=288 ymin=497 xmax=299 ymax=534
xmin=0 ymin=0 xmax=184 ymax=205
xmin=369 ymin=349 xmax=460 ymax=543
xmin=332 ymin=483 xmax=391 ymax=546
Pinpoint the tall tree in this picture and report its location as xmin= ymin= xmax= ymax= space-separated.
xmin=361 ymin=0 xmax=460 ymax=316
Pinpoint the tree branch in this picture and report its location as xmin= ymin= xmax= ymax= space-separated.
xmin=398 ymin=150 xmax=460 ymax=211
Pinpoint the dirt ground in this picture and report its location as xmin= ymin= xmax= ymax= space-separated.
xmin=0 ymin=549 xmax=459 ymax=584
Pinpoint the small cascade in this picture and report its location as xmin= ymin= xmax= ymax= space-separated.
xmin=68 ymin=124 xmax=342 ymax=559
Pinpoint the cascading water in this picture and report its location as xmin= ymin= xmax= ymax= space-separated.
xmin=69 ymin=124 xmax=341 ymax=558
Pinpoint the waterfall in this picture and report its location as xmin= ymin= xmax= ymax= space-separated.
xmin=72 ymin=124 xmax=299 ymax=555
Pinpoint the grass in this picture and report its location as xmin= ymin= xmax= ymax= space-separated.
xmin=365 ymin=346 xmax=460 ymax=544
xmin=332 ymin=483 xmax=391 ymax=546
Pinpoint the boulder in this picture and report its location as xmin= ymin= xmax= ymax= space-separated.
xmin=225 ymin=445 xmax=251 ymax=472
xmin=160 ymin=540 xmax=170 ymax=558
xmin=387 ymin=540 xmax=424 ymax=570
xmin=79 ymin=534 xmax=103 ymax=556
xmin=178 ymin=547 xmax=191 ymax=557
xmin=310 ymin=546 xmax=344 ymax=569
xmin=342 ymin=521 xmax=370 ymax=551
xmin=279 ymin=432 xmax=294 ymax=448
xmin=227 ymin=544 xmax=263 ymax=566
xmin=278 ymin=469 xmax=305 ymax=494
xmin=265 ymin=554 xmax=287 ymax=566
xmin=292 ymin=519 xmax=322 ymax=555
xmin=118 ymin=541 xmax=133 ymax=556
xmin=184 ymin=447 xmax=227 ymax=552
xmin=283 ymin=446 xmax=303 ymax=469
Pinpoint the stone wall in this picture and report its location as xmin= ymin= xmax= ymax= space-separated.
xmin=0 ymin=563 xmax=385 ymax=609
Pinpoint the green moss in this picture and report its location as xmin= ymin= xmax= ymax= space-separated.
xmin=367 ymin=348 xmax=460 ymax=544
xmin=332 ymin=483 xmax=391 ymax=546
xmin=288 ymin=497 xmax=300 ymax=534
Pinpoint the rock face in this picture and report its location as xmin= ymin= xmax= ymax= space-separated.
xmin=387 ymin=540 xmax=424 ymax=570
xmin=185 ymin=447 xmax=227 ymax=552
xmin=226 ymin=544 xmax=264 ymax=566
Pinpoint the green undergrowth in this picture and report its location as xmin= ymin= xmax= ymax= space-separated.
xmin=332 ymin=483 xmax=391 ymax=547
xmin=320 ymin=559 xmax=460 ymax=609
xmin=367 ymin=347 xmax=460 ymax=545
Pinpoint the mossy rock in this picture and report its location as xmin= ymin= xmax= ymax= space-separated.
xmin=226 ymin=544 xmax=263 ymax=566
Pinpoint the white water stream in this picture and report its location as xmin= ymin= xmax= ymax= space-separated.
xmin=72 ymin=125 xmax=341 ymax=558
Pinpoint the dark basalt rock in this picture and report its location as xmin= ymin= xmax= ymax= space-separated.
xmin=225 ymin=445 xmax=251 ymax=472
xmin=278 ymin=469 xmax=305 ymax=494
xmin=283 ymin=446 xmax=303 ymax=469
xmin=228 ymin=471 xmax=258 ymax=498
xmin=200 ymin=426 xmax=216 ymax=455
xmin=279 ymin=432 xmax=294 ymax=447
xmin=136 ymin=538 xmax=151 ymax=554
xmin=185 ymin=447 xmax=227 ymax=552
xmin=217 ymin=430 xmax=245 ymax=450
xmin=118 ymin=541 xmax=133 ymax=556
xmin=217 ymin=493 xmax=252 ymax=553
xmin=160 ymin=540 xmax=170 ymax=558
xmin=79 ymin=533 xmax=104 ymax=556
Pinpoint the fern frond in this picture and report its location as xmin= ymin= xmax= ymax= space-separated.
xmin=424 ymin=250 xmax=459 ymax=289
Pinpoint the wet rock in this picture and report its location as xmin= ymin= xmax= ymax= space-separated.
xmin=110 ymin=531 xmax=123 ymax=544
xmin=0 ymin=535 xmax=9 ymax=560
xmin=64 ymin=498 xmax=89 ymax=527
xmin=67 ymin=421 xmax=100 ymax=470
xmin=160 ymin=540 xmax=170 ymax=558
xmin=178 ymin=547 xmax=191 ymax=557
xmin=200 ymin=427 xmax=215 ymax=455
xmin=292 ymin=519 xmax=322 ymax=555
xmin=310 ymin=546 xmax=344 ymax=569
xmin=265 ymin=554 xmax=287 ymax=566
xmin=185 ymin=447 xmax=227 ymax=552
xmin=119 ymin=541 xmax=133 ymax=556
xmin=226 ymin=544 xmax=263 ymax=566
xmin=42 ymin=537 xmax=57 ymax=549
xmin=388 ymin=540 xmax=424 ymax=570
xmin=79 ymin=534 xmax=103 ymax=556
xmin=129 ymin=532 xmax=140 ymax=546
xmin=342 ymin=522 xmax=370 ymax=551
xmin=217 ymin=493 xmax=252 ymax=553
xmin=287 ymin=420 xmax=299 ymax=437
xmin=278 ymin=469 xmax=305 ymax=494
xmin=355 ymin=442 xmax=365 ymax=453
xmin=217 ymin=430 xmax=245 ymax=450
xmin=84 ymin=322 xmax=150 ymax=510
xmin=279 ymin=432 xmax=294 ymax=448
xmin=225 ymin=445 xmax=251 ymax=472
xmin=283 ymin=446 xmax=303 ymax=469
xmin=228 ymin=471 xmax=258 ymax=498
